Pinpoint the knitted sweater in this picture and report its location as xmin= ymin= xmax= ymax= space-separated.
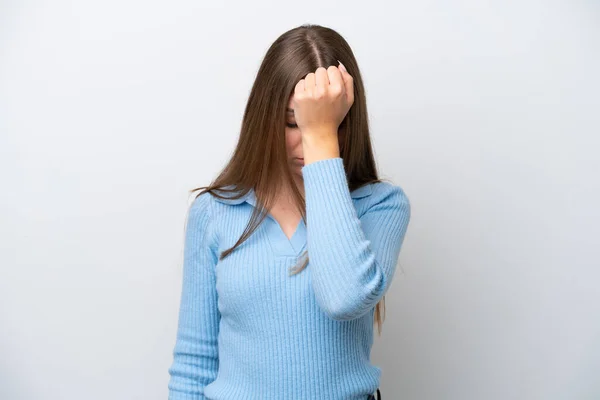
xmin=168 ymin=157 xmax=411 ymax=400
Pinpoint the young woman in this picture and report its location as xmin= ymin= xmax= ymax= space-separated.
xmin=168 ymin=24 xmax=411 ymax=400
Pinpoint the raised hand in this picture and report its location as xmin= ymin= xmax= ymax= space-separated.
xmin=293 ymin=61 xmax=354 ymax=164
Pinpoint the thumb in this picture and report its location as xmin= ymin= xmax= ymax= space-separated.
xmin=337 ymin=60 xmax=354 ymax=105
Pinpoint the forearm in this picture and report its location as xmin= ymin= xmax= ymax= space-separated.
xmin=301 ymin=157 xmax=410 ymax=321
xmin=301 ymin=129 xmax=340 ymax=165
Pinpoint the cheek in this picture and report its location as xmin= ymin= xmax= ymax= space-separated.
xmin=285 ymin=129 xmax=302 ymax=149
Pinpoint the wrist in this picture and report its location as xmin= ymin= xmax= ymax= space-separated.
xmin=302 ymin=135 xmax=340 ymax=165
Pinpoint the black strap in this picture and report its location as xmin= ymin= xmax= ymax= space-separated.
xmin=367 ymin=388 xmax=381 ymax=400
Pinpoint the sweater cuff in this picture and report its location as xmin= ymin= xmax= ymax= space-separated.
xmin=301 ymin=157 xmax=352 ymax=207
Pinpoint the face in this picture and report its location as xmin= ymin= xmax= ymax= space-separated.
xmin=285 ymin=94 xmax=347 ymax=180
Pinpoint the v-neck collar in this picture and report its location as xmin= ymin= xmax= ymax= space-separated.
xmin=265 ymin=216 xmax=306 ymax=257
xmin=210 ymin=184 xmax=373 ymax=257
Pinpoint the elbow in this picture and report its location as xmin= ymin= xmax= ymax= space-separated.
xmin=316 ymin=291 xmax=381 ymax=321
xmin=322 ymin=305 xmax=362 ymax=321
xmin=313 ymin=262 xmax=389 ymax=321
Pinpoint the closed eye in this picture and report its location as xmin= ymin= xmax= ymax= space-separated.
xmin=286 ymin=122 xmax=298 ymax=128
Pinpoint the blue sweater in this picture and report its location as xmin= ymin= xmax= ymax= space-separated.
xmin=168 ymin=157 xmax=411 ymax=400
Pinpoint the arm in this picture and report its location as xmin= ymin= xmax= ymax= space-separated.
xmin=168 ymin=193 xmax=220 ymax=399
xmin=302 ymin=157 xmax=411 ymax=321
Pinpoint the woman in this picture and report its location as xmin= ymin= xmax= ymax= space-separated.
xmin=168 ymin=24 xmax=410 ymax=400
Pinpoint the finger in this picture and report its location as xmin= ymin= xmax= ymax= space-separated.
xmin=294 ymin=78 xmax=305 ymax=96
xmin=327 ymin=65 xmax=344 ymax=96
xmin=305 ymin=72 xmax=316 ymax=96
xmin=338 ymin=61 xmax=354 ymax=105
xmin=315 ymin=67 xmax=329 ymax=92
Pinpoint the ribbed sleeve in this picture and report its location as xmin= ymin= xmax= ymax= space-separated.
xmin=301 ymin=157 xmax=411 ymax=321
xmin=168 ymin=193 xmax=220 ymax=400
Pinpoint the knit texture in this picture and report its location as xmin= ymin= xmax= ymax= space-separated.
xmin=168 ymin=157 xmax=411 ymax=400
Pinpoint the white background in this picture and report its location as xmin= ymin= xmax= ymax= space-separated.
xmin=1 ymin=1 xmax=599 ymax=399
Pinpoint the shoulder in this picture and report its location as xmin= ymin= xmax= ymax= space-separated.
xmin=184 ymin=192 xmax=220 ymax=263
xmin=188 ymin=190 xmax=215 ymax=217
xmin=368 ymin=181 xmax=411 ymax=215
xmin=372 ymin=180 xmax=409 ymax=200
xmin=186 ymin=191 xmax=217 ymax=239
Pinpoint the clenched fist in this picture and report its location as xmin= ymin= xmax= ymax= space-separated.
xmin=292 ymin=61 xmax=354 ymax=138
